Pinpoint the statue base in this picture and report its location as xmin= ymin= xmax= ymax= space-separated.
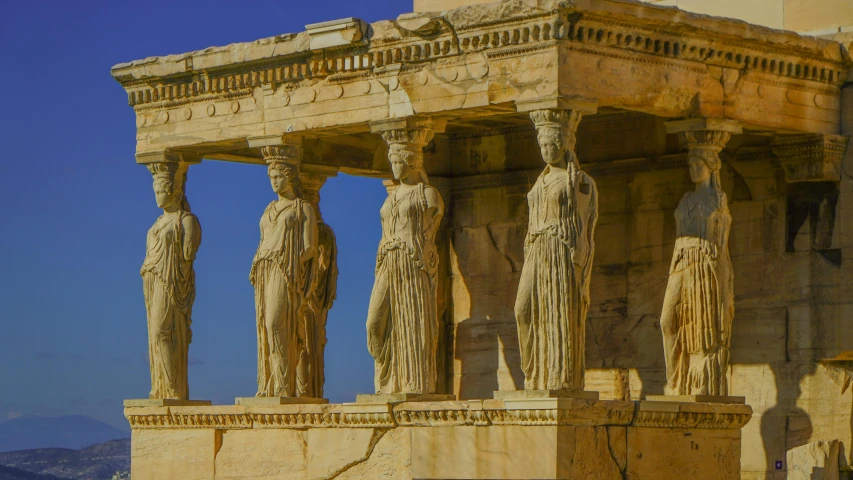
xmin=494 ymin=389 xmax=600 ymax=401
xmin=123 ymin=399 xmax=211 ymax=407
xmin=235 ymin=397 xmax=329 ymax=405
xmin=645 ymin=395 xmax=746 ymax=404
xmin=355 ymin=393 xmax=455 ymax=404
xmin=124 ymin=398 xmax=752 ymax=479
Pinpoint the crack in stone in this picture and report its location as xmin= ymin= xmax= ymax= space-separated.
xmin=604 ymin=428 xmax=627 ymax=479
xmin=326 ymin=429 xmax=387 ymax=479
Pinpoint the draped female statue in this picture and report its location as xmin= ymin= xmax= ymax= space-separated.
xmin=251 ymin=147 xmax=318 ymax=397
xmin=515 ymin=109 xmax=598 ymax=392
xmin=660 ymin=131 xmax=734 ymax=396
xmin=366 ymin=131 xmax=444 ymax=395
xmin=141 ymin=162 xmax=201 ymax=400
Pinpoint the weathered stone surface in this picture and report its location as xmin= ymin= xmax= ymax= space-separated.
xmin=215 ymin=429 xmax=306 ymax=480
xmin=124 ymin=400 xmax=749 ymax=478
xmin=131 ymin=429 xmax=216 ymax=480
xmin=786 ymin=441 xmax=840 ymax=480
xmin=627 ymin=427 xmax=742 ymax=479
xmin=306 ymin=429 xmax=382 ymax=480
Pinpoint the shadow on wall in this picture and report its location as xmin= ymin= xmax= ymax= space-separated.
xmin=449 ymin=221 xmax=526 ymax=399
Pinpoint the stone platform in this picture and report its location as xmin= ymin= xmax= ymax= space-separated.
xmin=124 ymin=398 xmax=752 ymax=480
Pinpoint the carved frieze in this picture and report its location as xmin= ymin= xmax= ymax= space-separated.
xmin=771 ymin=134 xmax=849 ymax=182
xmin=124 ymin=399 xmax=752 ymax=430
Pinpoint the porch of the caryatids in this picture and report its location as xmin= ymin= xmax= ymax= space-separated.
xmin=126 ymin=153 xmax=211 ymax=408
xmin=655 ymin=118 xmax=743 ymax=401
xmin=502 ymin=96 xmax=601 ymax=400
xmin=360 ymin=116 xmax=453 ymax=402
xmin=240 ymin=136 xmax=328 ymax=405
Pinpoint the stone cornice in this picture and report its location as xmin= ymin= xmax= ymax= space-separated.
xmin=124 ymin=399 xmax=752 ymax=430
xmin=111 ymin=0 xmax=848 ymax=111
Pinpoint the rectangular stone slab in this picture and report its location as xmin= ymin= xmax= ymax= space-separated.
xmin=235 ymin=397 xmax=329 ymax=405
xmin=124 ymin=399 xmax=211 ymax=407
xmin=494 ymin=390 xmax=600 ymax=401
xmin=645 ymin=395 xmax=746 ymax=404
xmin=355 ymin=393 xmax=454 ymax=404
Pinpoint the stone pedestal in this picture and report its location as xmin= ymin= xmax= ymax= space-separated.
xmin=355 ymin=393 xmax=454 ymax=404
xmin=123 ymin=399 xmax=211 ymax=407
xmin=494 ymin=389 xmax=601 ymax=401
xmin=124 ymin=399 xmax=751 ymax=480
xmin=235 ymin=397 xmax=329 ymax=405
xmin=646 ymin=395 xmax=746 ymax=404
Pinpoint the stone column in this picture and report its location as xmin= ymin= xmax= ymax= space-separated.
xmin=299 ymin=165 xmax=339 ymax=399
xmin=360 ymin=117 xmax=452 ymax=401
xmin=656 ymin=118 xmax=742 ymax=399
xmin=503 ymin=97 xmax=600 ymax=399
xmin=128 ymin=152 xmax=211 ymax=407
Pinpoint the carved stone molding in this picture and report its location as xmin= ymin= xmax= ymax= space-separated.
xmin=124 ymin=399 xmax=752 ymax=430
xmin=771 ymin=134 xmax=849 ymax=182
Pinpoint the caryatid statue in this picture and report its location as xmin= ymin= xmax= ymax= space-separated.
xmin=250 ymin=144 xmax=319 ymax=398
xmin=515 ymin=108 xmax=599 ymax=392
xmin=141 ymin=161 xmax=201 ymax=400
xmin=660 ymin=119 xmax=741 ymax=396
xmin=299 ymin=168 xmax=339 ymax=399
xmin=366 ymin=118 xmax=445 ymax=395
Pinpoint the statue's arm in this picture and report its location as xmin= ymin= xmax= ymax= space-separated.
xmin=423 ymin=186 xmax=445 ymax=241
xmin=181 ymin=214 xmax=202 ymax=262
xmin=301 ymin=202 xmax=319 ymax=296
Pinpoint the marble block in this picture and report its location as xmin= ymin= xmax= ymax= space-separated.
xmin=645 ymin=395 xmax=746 ymax=404
xmin=124 ymin=399 xmax=211 ymax=407
xmin=494 ymin=390 xmax=601 ymax=401
xmin=235 ymin=397 xmax=329 ymax=406
xmin=355 ymin=393 xmax=454 ymax=404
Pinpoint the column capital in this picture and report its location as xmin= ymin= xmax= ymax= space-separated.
xmin=250 ymin=135 xmax=304 ymax=167
xmin=369 ymin=116 xmax=446 ymax=148
xmin=665 ymin=118 xmax=742 ymax=157
xmin=515 ymin=95 xmax=597 ymax=115
xmin=771 ymin=133 xmax=848 ymax=182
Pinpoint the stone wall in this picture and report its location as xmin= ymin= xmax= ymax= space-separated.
xmin=444 ymin=123 xmax=853 ymax=479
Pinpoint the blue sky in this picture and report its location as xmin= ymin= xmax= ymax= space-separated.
xmin=0 ymin=0 xmax=413 ymax=430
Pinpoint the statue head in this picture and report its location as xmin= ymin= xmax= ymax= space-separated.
xmin=147 ymin=163 xmax=190 ymax=212
xmin=536 ymin=126 xmax=576 ymax=166
xmin=388 ymin=144 xmax=425 ymax=183
xmin=530 ymin=109 xmax=582 ymax=168
xmin=381 ymin=127 xmax=432 ymax=185
xmin=681 ymin=130 xmax=728 ymax=186
xmin=268 ymin=162 xmax=302 ymax=198
xmin=261 ymin=145 xmax=303 ymax=198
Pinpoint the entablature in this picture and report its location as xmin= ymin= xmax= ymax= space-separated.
xmin=112 ymin=0 xmax=851 ymax=163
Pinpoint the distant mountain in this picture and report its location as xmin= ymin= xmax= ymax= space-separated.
xmin=0 ymin=438 xmax=129 ymax=480
xmin=0 ymin=416 xmax=128 ymax=452
xmin=0 ymin=464 xmax=72 ymax=480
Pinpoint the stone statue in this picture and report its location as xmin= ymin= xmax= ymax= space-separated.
xmin=250 ymin=146 xmax=318 ymax=397
xmin=366 ymin=127 xmax=444 ymax=394
xmin=300 ymin=172 xmax=339 ymax=398
xmin=141 ymin=162 xmax=201 ymax=400
xmin=660 ymin=130 xmax=734 ymax=396
xmin=515 ymin=109 xmax=598 ymax=392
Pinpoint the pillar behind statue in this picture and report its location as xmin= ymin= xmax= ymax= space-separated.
xmin=507 ymin=100 xmax=600 ymax=399
xmin=299 ymin=166 xmax=339 ymax=399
